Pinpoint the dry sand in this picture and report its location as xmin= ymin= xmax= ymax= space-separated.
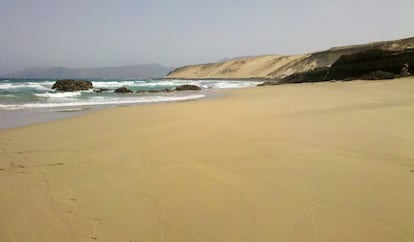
xmin=1 ymin=78 xmax=414 ymax=242
xmin=166 ymin=54 xmax=310 ymax=79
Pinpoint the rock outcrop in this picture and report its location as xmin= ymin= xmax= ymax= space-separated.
xmin=360 ymin=70 xmax=396 ymax=80
xmin=51 ymin=79 xmax=93 ymax=91
xmin=94 ymin=88 xmax=110 ymax=93
xmin=175 ymin=85 xmax=202 ymax=91
xmin=114 ymin=87 xmax=133 ymax=93
xmin=327 ymin=48 xmax=413 ymax=80
xmin=166 ymin=37 xmax=414 ymax=80
xmin=400 ymin=63 xmax=411 ymax=77
xmin=136 ymin=88 xmax=173 ymax=93
xmin=281 ymin=48 xmax=413 ymax=83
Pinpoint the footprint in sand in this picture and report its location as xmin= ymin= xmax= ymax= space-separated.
xmin=11 ymin=163 xmax=25 ymax=168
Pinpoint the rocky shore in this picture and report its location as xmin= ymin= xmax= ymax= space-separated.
xmin=50 ymin=80 xmax=203 ymax=93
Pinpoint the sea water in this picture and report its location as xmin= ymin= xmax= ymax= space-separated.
xmin=0 ymin=78 xmax=260 ymax=129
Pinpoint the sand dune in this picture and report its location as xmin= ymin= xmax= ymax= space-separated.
xmin=167 ymin=54 xmax=309 ymax=79
xmin=167 ymin=37 xmax=414 ymax=79
xmin=1 ymin=78 xmax=414 ymax=241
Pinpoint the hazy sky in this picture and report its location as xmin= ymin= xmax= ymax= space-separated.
xmin=0 ymin=0 xmax=413 ymax=74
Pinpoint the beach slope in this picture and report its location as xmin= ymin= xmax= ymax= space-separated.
xmin=1 ymin=78 xmax=414 ymax=241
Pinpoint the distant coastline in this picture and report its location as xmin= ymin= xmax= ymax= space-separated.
xmin=3 ymin=63 xmax=172 ymax=80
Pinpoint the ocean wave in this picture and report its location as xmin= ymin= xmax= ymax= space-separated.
xmin=91 ymin=80 xmax=260 ymax=89
xmin=0 ymin=82 xmax=52 ymax=91
xmin=165 ymin=80 xmax=260 ymax=89
xmin=92 ymin=80 xmax=145 ymax=88
xmin=134 ymin=81 xmax=176 ymax=87
xmin=92 ymin=80 xmax=175 ymax=88
xmin=0 ymin=94 xmax=205 ymax=110
xmin=35 ymin=91 xmax=82 ymax=99
xmin=209 ymin=81 xmax=261 ymax=89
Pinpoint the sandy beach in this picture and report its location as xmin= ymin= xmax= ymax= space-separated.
xmin=1 ymin=78 xmax=414 ymax=241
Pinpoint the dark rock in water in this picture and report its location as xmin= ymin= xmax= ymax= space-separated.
xmin=149 ymin=88 xmax=173 ymax=93
xmin=136 ymin=88 xmax=173 ymax=93
xmin=94 ymin=88 xmax=110 ymax=93
xmin=361 ymin=70 xmax=395 ymax=80
xmin=257 ymin=81 xmax=280 ymax=86
xmin=114 ymin=87 xmax=133 ymax=93
xmin=51 ymin=79 xmax=93 ymax=91
xmin=175 ymin=85 xmax=201 ymax=91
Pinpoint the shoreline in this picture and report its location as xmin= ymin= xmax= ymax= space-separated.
xmin=161 ymin=76 xmax=276 ymax=81
xmin=0 ymin=89 xmax=225 ymax=131
xmin=0 ymin=106 xmax=101 ymax=131
xmin=1 ymin=78 xmax=413 ymax=241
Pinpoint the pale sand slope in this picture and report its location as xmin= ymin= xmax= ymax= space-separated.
xmin=1 ymin=78 xmax=414 ymax=242
xmin=166 ymin=54 xmax=310 ymax=79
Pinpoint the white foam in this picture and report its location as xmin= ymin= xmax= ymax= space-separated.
xmin=0 ymin=82 xmax=52 ymax=91
xmin=92 ymin=81 xmax=136 ymax=88
xmin=35 ymin=92 xmax=82 ymax=99
xmin=0 ymin=83 xmax=13 ymax=89
xmin=166 ymin=80 xmax=260 ymax=89
xmin=0 ymin=94 xmax=205 ymax=110
xmin=213 ymin=81 xmax=260 ymax=89
xmin=134 ymin=81 xmax=176 ymax=87
xmin=90 ymin=80 xmax=260 ymax=90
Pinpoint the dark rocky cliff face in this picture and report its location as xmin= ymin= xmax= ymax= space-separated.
xmin=327 ymin=48 xmax=414 ymax=80
xmin=281 ymin=48 xmax=414 ymax=83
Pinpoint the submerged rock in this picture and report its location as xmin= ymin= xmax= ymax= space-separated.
xmin=114 ymin=87 xmax=133 ymax=93
xmin=175 ymin=85 xmax=201 ymax=91
xmin=136 ymin=88 xmax=173 ymax=93
xmin=51 ymin=79 xmax=93 ymax=91
xmin=94 ymin=88 xmax=110 ymax=93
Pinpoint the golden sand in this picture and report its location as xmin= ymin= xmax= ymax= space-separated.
xmin=166 ymin=54 xmax=310 ymax=79
xmin=1 ymin=78 xmax=414 ymax=241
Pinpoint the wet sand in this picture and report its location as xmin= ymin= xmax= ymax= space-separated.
xmin=0 ymin=108 xmax=95 ymax=130
xmin=1 ymin=78 xmax=414 ymax=241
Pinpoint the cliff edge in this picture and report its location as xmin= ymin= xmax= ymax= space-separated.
xmin=166 ymin=37 xmax=414 ymax=80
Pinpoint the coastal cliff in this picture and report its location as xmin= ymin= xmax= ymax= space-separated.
xmin=166 ymin=37 xmax=414 ymax=80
